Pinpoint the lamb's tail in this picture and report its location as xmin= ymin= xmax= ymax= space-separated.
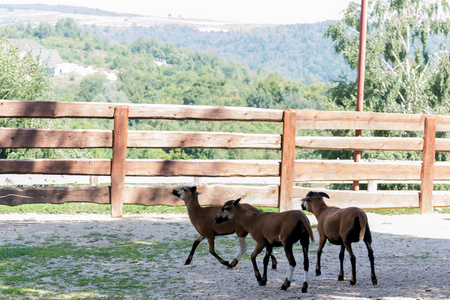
xmin=307 ymin=223 xmax=315 ymax=242
xmin=358 ymin=216 xmax=367 ymax=241
xmin=302 ymin=219 xmax=315 ymax=242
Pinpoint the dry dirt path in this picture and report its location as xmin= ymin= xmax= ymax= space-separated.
xmin=0 ymin=212 xmax=448 ymax=299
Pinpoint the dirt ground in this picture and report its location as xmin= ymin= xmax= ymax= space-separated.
xmin=0 ymin=212 xmax=449 ymax=299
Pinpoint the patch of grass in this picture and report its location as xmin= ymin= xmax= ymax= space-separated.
xmin=365 ymin=207 xmax=450 ymax=215
xmin=0 ymin=203 xmax=448 ymax=215
xmin=0 ymin=235 xmax=190 ymax=299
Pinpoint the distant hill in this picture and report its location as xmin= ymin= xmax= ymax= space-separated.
xmin=91 ymin=22 xmax=353 ymax=83
xmin=0 ymin=4 xmax=352 ymax=83
xmin=0 ymin=4 xmax=139 ymax=17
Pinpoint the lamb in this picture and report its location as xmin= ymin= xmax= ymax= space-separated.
xmin=172 ymin=186 xmax=277 ymax=268
xmin=301 ymin=191 xmax=377 ymax=286
xmin=215 ymin=198 xmax=314 ymax=292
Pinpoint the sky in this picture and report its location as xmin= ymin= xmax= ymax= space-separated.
xmin=0 ymin=0 xmax=358 ymax=24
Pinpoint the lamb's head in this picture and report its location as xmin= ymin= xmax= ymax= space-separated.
xmin=215 ymin=198 xmax=241 ymax=224
xmin=301 ymin=191 xmax=329 ymax=213
xmin=172 ymin=186 xmax=201 ymax=202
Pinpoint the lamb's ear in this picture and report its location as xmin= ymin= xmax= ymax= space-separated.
xmin=233 ymin=198 xmax=241 ymax=205
xmin=190 ymin=186 xmax=202 ymax=195
xmin=319 ymin=192 xmax=330 ymax=199
xmin=306 ymin=191 xmax=314 ymax=197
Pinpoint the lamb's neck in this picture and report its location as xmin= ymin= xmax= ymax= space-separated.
xmin=313 ymin=202 xmax=329 ymax=220
xmin=234 ymin=207 xmax=258 ymax=232
xmin=185 ymin=196 xmax=202 ymax=214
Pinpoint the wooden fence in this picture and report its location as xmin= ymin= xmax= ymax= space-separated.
xmin=0 ymin=100 xmax=449 ymax=216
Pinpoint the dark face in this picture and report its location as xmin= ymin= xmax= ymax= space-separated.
xmin=214 ymin=199 xmax=236 ymax=224
xmin=301 ymin=198 xmax=308 ymax=211
xmin=301 ymin=191 xmax=329 ymax=213
xmin=172 ymin=186 xmax=196 ymax=201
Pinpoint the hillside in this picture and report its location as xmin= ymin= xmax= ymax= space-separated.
xmin=0 ymin=4 xmax=352 ymax=83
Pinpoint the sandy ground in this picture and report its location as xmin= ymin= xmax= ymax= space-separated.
xmin=0 ymin=212 xmax=449 ymax=299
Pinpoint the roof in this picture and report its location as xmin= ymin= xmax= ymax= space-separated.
xmin=7 ymin=39 xmax=45 ymax=52
xmin=30 ymin=49 xmax=64 ymax=68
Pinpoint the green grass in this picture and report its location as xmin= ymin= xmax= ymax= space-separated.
xmin=0 ymin=203 xmax=448 ymax=215
xmin=0 ymin=232 xmax=191 ymax=299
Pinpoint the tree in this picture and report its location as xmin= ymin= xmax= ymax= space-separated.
xmin=325 ymin=0 xmax=450 ymax=115
xmin=55 ymin=18 xmax=82 ymax=39
xmin=0 ymin=40 xmax=53 ymax=101
xmin=78 ymin=74 xmax=108 ymax=102
xmin=0 ymin=40 xmax=86 ymax=160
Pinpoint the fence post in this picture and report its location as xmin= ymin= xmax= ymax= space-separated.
xmin=279 ymin=110 xmax=297 ymax=211
xmin=111 ymin=106 xmax=129 ymax=218
xmin=419 ymin=116 xmax=436 ymax=215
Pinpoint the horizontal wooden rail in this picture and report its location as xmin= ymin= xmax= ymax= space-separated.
xmin=0 ymin=101 xmax=283 ymax=122
xmin=296 ymin=110 xmax=450 ymax=131
xmin=1 ymin=185 xmax=449 ymax=209
xmin=127 ymin=131 xmax=281 ymax=149
xmin=0 ymin=128 xmax=113 ymax=148
xmin=5 ymin=127 xmax=450 ymax=153
xmin=0 ymin=159 xmax=111 ymax=175
xmin=3 ymin=158 xmax=450 ymax=182
xmin=125 ymin=160 xmax=281 ymax=177
xmin=294 ymin=160 xmax=424 ymax=181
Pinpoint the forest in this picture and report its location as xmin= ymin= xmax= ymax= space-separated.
xmin=0 ymin=0 xmax=449 ymax=192
xmin=0 ymin=18 xmax=329 ymax=162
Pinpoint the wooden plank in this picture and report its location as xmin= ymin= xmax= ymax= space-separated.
xmin=0 ymin=100 xmax=116 ymax=118
xmin=125 ymin=159 xmax=281 ymax=177
xmin=432 ymin=191 xmax=450 ymax=207
xmin=0 ymin=159 xmax=111 ymax=175
xmin=0 ymin=186 xmax=110 ymax=206
xmin=434 ymin=163 xmax=450 ymax=180
xmin=292 ymin=187 xmax=420 ymax=209
xmin=293 ymin=160 xmax=422 ymax=181
xmin=127 ymin=131 xmax=281 ymax=149
xmin=279 ymin=110 xmax=297 ymax=211
xmin=0 ymin=128 xmax=112 ymax=148
xmin=420 ymin=117 xmax=436 ymax=214
xmin=110 ymin=106 xmax=129 ymax=218
xmin=0 ymin=101 xmax=284 ymax=122
xmin=296 ymin=110 xmax=450 ymax=132
xmin=123 ymin=185 xmax=279 ymax=207
xmin=295 ymin=136 xmax=424 ymax=151
xmin=128 ymin=104 xmax=284 ymax=122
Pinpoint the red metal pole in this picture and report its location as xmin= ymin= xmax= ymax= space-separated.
xmin=353 ymin=0 xmax=368 ymax=191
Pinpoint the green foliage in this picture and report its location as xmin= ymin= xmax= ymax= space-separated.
xmin=77 ymin=74 xmax=108 ymax=102
xmin=0 ymin=40 xmax=53 ymax=101
xmin=321 ymin=0 xmax=450 ymax=164
xmin=325 ymin=0 xmax=450 ymax=115
xmin=0 ymin=20 xmax=329 ymax=161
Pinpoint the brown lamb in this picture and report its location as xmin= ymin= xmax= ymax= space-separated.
xmin=172 ymin=186 xmax=277 ymax=268
xmin=301 ymin=191 xmax=377 ymax=286
xmin=215 ymin=198 xmax=314 ymax=292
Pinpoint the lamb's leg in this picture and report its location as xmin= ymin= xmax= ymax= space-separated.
xmin=281 ymin=242 xmax=296 ymax=291
xmin=364 ymin=238 xmax=377 ymax=285
xmin=229 ymin=237 xmax=247 ymax=268
xmin=270 ymin=253 xmax=278 ymax=269
xmin=338 ymin=244 xmax=345 ymax=281
xmin=206 ymin=236 xmax=229 ymax=267
xmin=343 ymin=241 xmax=356 ymax=285
xmin=316 ymin=236 xmax=327 ymax=276
xmin=299 ymin=233 xmax=310 ymax=293
xmin=251 ymin=243 xmax=266 ymax=286
xmin=185 ymin=235 xmax=205 ymax=265
xmin=262 ymin=244 xmax=273 ymax=286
